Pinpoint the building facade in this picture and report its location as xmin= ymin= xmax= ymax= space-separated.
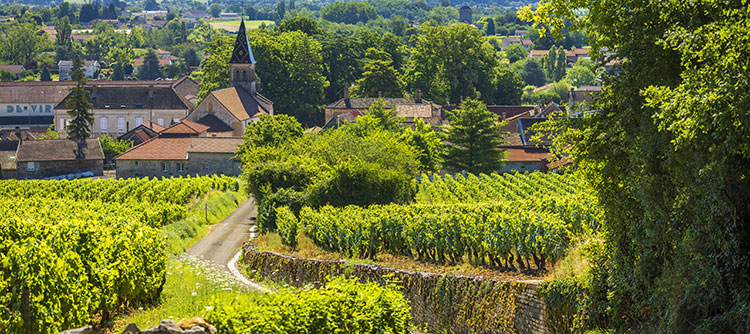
xmin=55 ymin=81 xmax=194 ymax=136
xmin=58 ymin=60 xmax=100 ymax=81
xmin=325 ymin=88 xmax=442 ymax=127
xmin=15 ymin=138 xmax=104 ymax=179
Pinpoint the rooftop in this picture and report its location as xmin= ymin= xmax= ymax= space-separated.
xmin=16 ymin=139 xmax=104 ymax=162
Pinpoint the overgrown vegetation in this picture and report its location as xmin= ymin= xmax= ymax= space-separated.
xmin=522 ymin=0 xmax=750 ymax=332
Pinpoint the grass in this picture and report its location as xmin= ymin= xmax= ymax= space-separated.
xmin=544 ymin=239 xmax=599 ymax=281
xmin=208 ymin=20 xmax=274 ymax=32
xmin=111 ymin=256 xmax=262 ymax=332
xmin=254 ymin=232 xmax=544 ymax=281
xmin=163 ymin=190 xmax=247 ymax=255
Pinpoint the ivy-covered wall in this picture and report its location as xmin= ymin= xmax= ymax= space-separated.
xmin=242 ymin=244 xmax=551 ymax=334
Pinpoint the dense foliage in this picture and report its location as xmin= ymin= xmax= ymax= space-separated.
xmin=282 ymin=172 xmax=601 ymax=271
xmin=0 ymin=176 xmax=237 ymax=334
xmin=523 ymin=0 xmax=750 ymax=332
xmin=207 ymin=277 xmax=411 ymax=333
xmin=441 ymin=98 xmax=507 ymax=174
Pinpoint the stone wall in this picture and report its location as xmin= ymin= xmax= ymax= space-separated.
xmin=241 ymin=244 xmax=549 ymax=334
xmin=17 ymin=159 xmax=103 ymax=179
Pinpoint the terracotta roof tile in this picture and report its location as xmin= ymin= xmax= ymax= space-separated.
xmin=501 ymin=146 xmax=550 ymax=162
xmin=143 ymin=121 xmax=166 ymax=132
xmin=188 ymin=137 xmax=244 ymax=153
xmin=16 ymin=139 xmax=104 ymax=162
xmin=210 ymin=86 xmax=269 ymax=121
xmin=115 ymin=137 xmax=190 ymax=160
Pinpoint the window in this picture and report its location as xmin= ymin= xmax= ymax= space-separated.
xmin=177 ymin=162 xmax=185 ymax=172
xmin=135 ymin=117 xmax=143 ymax=126
xmin=118 ymin=117 xmax=125 ymax=130
xmin=135 ymin=104 xmax=143 ymax=109
xmin=120 ymin=104 xmax=127 ymax=109
xmin=173 ymin=118 xmax=180 ymax=123
xmin=208 ymin=101 xmax=213 ymax=112
xmin=161 ymin=162 xmax=168 ymax=172
xmin=201 ymin=162 xmax=209 ymax=170
xmin=157 ymin=118 xmax=164 ymax=126
xmin=26 ymin=162 xmax=36 ymax=171
xmin=104 ymin=104 xmax=111 ymax=109
xmin=100 ymin=117 xmax=108 ymax=130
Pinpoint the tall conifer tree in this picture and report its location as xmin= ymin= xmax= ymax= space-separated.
xmin=65 ymin=56 xmax=94 ymax=158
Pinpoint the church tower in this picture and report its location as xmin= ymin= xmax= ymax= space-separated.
xmin=229 ymin=19 xmax=256 ymax=94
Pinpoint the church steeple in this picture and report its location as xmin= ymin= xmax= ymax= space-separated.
xmin=229 ymin=19 xmax=257 ymax=93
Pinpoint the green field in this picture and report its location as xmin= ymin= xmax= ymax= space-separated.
xmin=209 ymin=19 xmax=274 ymax=32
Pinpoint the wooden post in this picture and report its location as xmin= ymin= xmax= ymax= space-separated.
xmin=22 ymin=286 xmax=30 ymax=334
xmin=205 ymin=203 xmax=208 ymax=223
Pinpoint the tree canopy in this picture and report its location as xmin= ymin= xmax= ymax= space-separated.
xmin=523 ymin=0 xmax=750 ymax=332
xmin=441 ymin=98 xmax=507 ymax=174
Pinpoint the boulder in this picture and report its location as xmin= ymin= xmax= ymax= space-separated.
xmin=140 ymin=319 xmax=184 ymax=334
xmin=121 ymin=323 xmax=141 ymax=334
xmin=59 ymin=326 xmax=93 ymax=334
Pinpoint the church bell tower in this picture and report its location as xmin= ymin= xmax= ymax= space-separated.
xmin=229 ymin=19 xmax=256 ymax=94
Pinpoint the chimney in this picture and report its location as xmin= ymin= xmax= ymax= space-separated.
xmin=378 ymin=91 xmax=382 ymax=98
xmin=148 ymin=85 xmax=154 ymax=99
xmin=415 ymin=89 xmax=422 ymax=103
xmin=343 ymin=87 xmax=351 ymax=108
xmin=15 ymin=126 xmax=22 ymax=146
xmin=91 ymin=84 xmax=98 ymax=99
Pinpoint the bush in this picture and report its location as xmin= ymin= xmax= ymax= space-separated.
xmin=276 ymin=206 xmax=299 ymax=248
xmin=257 ymin=189 xmax=307 ymax=234
xmin=307 ymin=160 xmax=415 ymax=208
xmin=207 ymin=277 xmax=412 ymax=333
xmin=243 ymin=160 xmax=312 ymax=202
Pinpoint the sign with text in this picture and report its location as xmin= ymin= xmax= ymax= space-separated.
xmin=1 ymin=104 xmax=55 ymax=117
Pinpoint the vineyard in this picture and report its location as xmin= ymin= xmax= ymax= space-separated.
xmin=0 ymin=176 xmax=238 ymax=334
xmin=279 ymin=172 xmax=602 ymax=271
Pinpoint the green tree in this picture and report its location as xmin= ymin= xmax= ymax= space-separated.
xmin=136 ymin=49 xmax=162 ymax=80
xmin=99 ymin=135 xmax=130 ymax=157
xmin=79 ymin=4 xmax=98 ymax=23
xmin=40 ymin=66 xmax=52 ymax=81
xmin=238 ymin=114 xmax=303 ymax=154
xmin=519 ymin=58 xmax=546 ymax=86
xmin=276 ymin=1 xmax=285 ymax=21
xmin=505 ymin=43 xmax=527 ymax=63
xmin=65 ymin=56 xmax=94 ymax=158
xmin=368 ymin=98 xmax=403 ymax=132
xmin=208 ymin=3 xmax=222 ymax=18
xmin=351 ymin=50 xmax=404 ymax=98
xmin=278 ymin=17 xmax=323 ymax=35
xmin=523 ymin=0 xmax=750 ymax=332
xmin=441 ymin=98 xmax=507 ymax=174
xmin=196 ymin=36 xmax=232 ymax=103
xmin=55 ymin=16 xmax=72 ymax=46
xmin=406 ymin=24 xmax=499 ymax=104
xmin=0 ymin=70 xmax=15 ymax=82
xmin=565 ymin=62 xmax=595 ymax=87
xmin=321 ymin=1 xmax=378 ymax=24
xmin=492 ymin=65 xmax=523 ymax=105
xmin=555 ymin=46 xmax=567 ymax=81
xmin=317 ymin=32 xmax=365 ymax=102
xmin=485 ymin=18 xmax=496 ymax=36
xmin=0 ymin=21 xmax=50 ymax=64
xmin=400 ymin=118 xmax=441 ymax=173
xmin=38 ymin=124 xmax=60 ymax=139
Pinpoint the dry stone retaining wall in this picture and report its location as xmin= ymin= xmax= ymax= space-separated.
xmin=241 ymin=244 xmax=550 ymax=334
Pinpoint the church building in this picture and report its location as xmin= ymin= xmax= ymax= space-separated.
xmin=185 ymin=20 xmax=274 ymax=136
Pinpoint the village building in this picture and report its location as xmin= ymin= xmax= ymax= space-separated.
xmin=0 ymin=140 xmax=18 ymax=179
xmin=54 ymin=80 xmax=197 ymax=136
xmin=325 ymin=88 xmax=442 ymax=127
xmin=502 ymin=37 xmax=533 ymax=50
xmin=459 ymin=6 xmax=472 ymax=23
xmin=183 ymin=10 xmax=208 ymax=20
xmin=58 ymin=60 xmax=100 ymax=80
xmin=15 ymin=138 xmax=104 ymax=179
xmin=0 ymin=81 xmax=78 ymax=130
xmin=185 ymin=20 xmax=274 ymax=136
xmin=117 ymin=121 xmax=165 ymax=146
xmin=114 ymin=120 xmax=244 ymax=178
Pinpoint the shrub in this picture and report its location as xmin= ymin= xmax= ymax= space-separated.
xmin=276 ymin=206 xmax=299 ymax=248
xmin=207 ymin=277 xmax=412 ymax=333
xmin=257 ymin=189 xmax=307 ymax=234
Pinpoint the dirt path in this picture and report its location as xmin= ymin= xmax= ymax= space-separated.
xmin=185 ymin=198 xmax=256 ymax=271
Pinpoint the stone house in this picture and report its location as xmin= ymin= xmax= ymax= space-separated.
xmin=0 ymin=140 xmax=18 ymax=179
xmin=54 ymin=81 xmax=195 ymax=136
xmin=114 ymin=120 xmax=244 ymax=178
xmin=58 ymin=60 xmax=100 ymax=81
xmin=15 ymin=138 xmax=104 ymax=179
xmin=185 ymin=20 xmax=273 ymax=137
xmin=117 ymin=121 xmax=165 ymax=146
xmin=325 ymin=88 xmax=442 ymax=127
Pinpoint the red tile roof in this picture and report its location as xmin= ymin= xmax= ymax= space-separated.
xmin=160 ymin=120 xmax=210 ymax=135
xmin=501 ymin=146 xmax=550 ymax=162
xmin=144 ymin=121 xmax=166 ymax=132
xmin=116 ymin=136 xmax=190 ymax=160
xmin=133 ymin=57 xmax=172 ymax=68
